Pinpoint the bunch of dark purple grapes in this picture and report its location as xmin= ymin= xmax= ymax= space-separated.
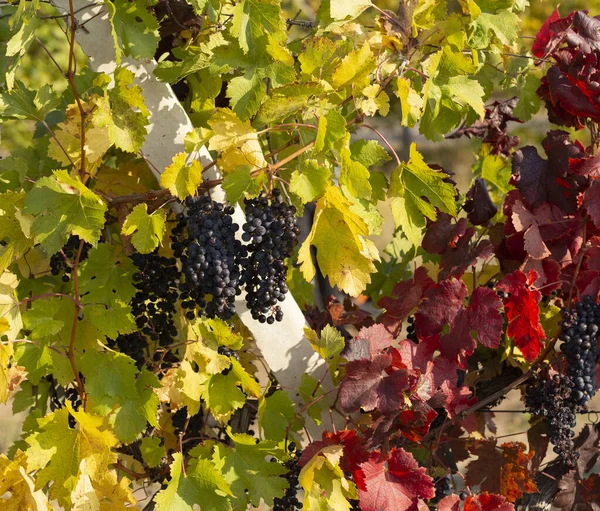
xmin=172 ymin=196 xmax=245 ymax=321
xmin=50 ymin=235 xmax=92 ymax=282
xmin=241 ymin=189 xmax=300 ymax=324
xmin=559 ymin=295 xmax=600 ymax=406
xmin=526 ymin=371 xmax=579 ymax=467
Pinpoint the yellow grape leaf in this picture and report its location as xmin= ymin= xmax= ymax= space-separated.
xmin=395 ymin=77 xmax=423 ymax=127
xmin=332 ymin=42 xmax=375 ymax=91
xmin=208 ymin=108 xmax=266 ymax=172
xmin=92 ymin=68 xmax=150 ymax=153
xmin=0 ymin=333 xmax=13 ymax=405
xmin=0 ymin=271 xmax=23 ymax=340
xmin=299 ymin=444 xmax=357 ymax=511
xmin=160 ymin=152 xmax=203 ymax=199
xmin=176 ymin=360 xmax=209 ymax=417
xmin=25 ymin=405 xmax=119 ymax=508
xmin=48 ymin=102 xmax=112 ymax=174
xmin=0 ymin=451 xmax=52 ymax=510
xmin=71 ymin=460 xmax=100 ymax=511
xmin=360 ymin=84 xmax=390 ymax=117
xmin=121 ymin=203 xmax=166 ymax=254
xmin=0 ymin=190 xmax=35 ymax=275
xmin=298 ymin=186 xmax=379 ymax=296
xmin=94 ymin=161 xmax=157 ymax=199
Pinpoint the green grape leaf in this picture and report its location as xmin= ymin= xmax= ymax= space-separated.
xmin=80 ymin=349 xmax=139 ymax=400
xmin=188 ymin=0 xmax=208 ymax=14
xmin=160 ymin=152 xmax=203 ymax=199
xmin=0 ymin=80 xmax=45 ymax=120
xmin=298 ymin=186 xmax=379 ymax=296
xmin=121 ymin=203 xmax=167 ymax=254
xmin=23 ymin=170 xmax=107 ymax=255
xmin=204 ymin=372 xmax=246 ymax=423
xmin=513 ymin=73 xmax=541 ymax=122
xmin=22 ymin=298 xmax=64 ymax=340
xmin=330 ymin=0 xmax=372 ymax=20
xmin=339 ymin=136 xmax=372 ymax=199
xmin=13 ymin=340 xmax=52 ymax=385
xmin=254 ymin=83 xmax=323 ymax=127
xmin=469 ymin=11 xmax=520 ymax=49
xmin=258 ymin=389 xmax=302 ymax=441
xmin=230 ymin=0 xmax=286 ymax=55
xmin=196 ymin=318 xmax=244 ymax=350
xmin=107 ymin=0 xmax=160 ymax=59
xmin=79 ymin=243 xmax=137 ymax=305
xmin=299 ymin=373 xmax=327 ymax=426
xmin=0 ymin=190 xmax=35 ymax=275
xmin=107 ymin=369 xmax=160 ymax=443
xmin=441 ymin=75 xmax=486 ymax=118
xmin=389 ymin=143 xmax=457 ymax=245
xmin=213 ymin=433 xmax=287 ymax=508
xmin=227 ymin=72 xmax=267 ymax=121
xmin=229 ymin=359 xmax=261 ymax=398
xmin=304 ymin=325 xmax=345 ymax=362
xmin=93 ymin=67 xmax=150 ymax=153
xmin=350 ymin=140 xmax=391 ymax=168
xmin=290 ymin=159 xmax=331 ymax=203
xmin=85 ymin=300 xmax=136 ymax=339
xmin=154 ymin=453 xmax=233 ymax=511
xmin=222 ymin=165 xmax=262 ymax=203
xmin=314 ymin=109 xmax=347 ymax=153
xmin=140 ymin=437 xmax=166 ymax=468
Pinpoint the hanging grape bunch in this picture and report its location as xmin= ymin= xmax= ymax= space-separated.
xmin=559 ymin=295 xmax=600 ymax=406
xmin=173 ymin=195 xmax=245 ymax=321
xmin=49 ymin=235 xmax=92 ymax=282
xmin=241 ymin=189 xmax=300 ymax=324
xmin=131 ymin=252 xmax=179 ymax=348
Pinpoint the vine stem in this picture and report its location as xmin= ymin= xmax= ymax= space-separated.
xmin=567 ymin=217 xmax=588 ymax=308
xmin=65 ymin=0 xmax=87 ymax=179
xmin=19 ymin=292 xmax=83 ymax=309
xmin=67 ymin=239 xmax=86 ymax=406
xmin=113 ymin=461 xmax=147 ymax=481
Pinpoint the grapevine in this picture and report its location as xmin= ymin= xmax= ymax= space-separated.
xmin=1 ymin=1 xmax=600 ymax=511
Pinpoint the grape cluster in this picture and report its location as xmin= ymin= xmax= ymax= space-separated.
xmin=50 ymin=235 xmax=92 ymax=282
xmin=429 ymin=476 xmax=452 ymax=510
xmin=273 ymin=449 xmax=303 ymax=511
xmin=131 ymin=252 xmax=179 ymax=348
xmin=107 ymin=331 xmax=148 ymax=369
xmin=526 ymin=371 xmax=578 ymax=467
xmin=171 ymin=406 xmax=204 ymax=452
xmin=48 ymin=379 xmax=81 ymax=428
xmin=559 ymin=295 xmax=600 ymax=406
xmin=173 ymin=196 xmax=244 ymax=321
xmin=241 ymin=190 xmax=300 ymax=324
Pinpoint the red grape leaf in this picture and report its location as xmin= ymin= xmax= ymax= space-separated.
xmin=573 ymin=424 xmax=600 ymax=478
xmin=569 ymin=151 xmax=600 ymax=178
xmin=554 ymin=472 xmax=600 ymax=511
xmin=584 ymin=180 xmax=600 ymax=228
xmin=465 ymin=441 xmax=538 ymax=503
xmin=511 ymin=200 xmax=552 ymax=259
xmin=357 ymin=449 xmax=434 ymax=511
xmin=338 ymin=354 xmax=392 ymax=412
xmin=468 ymin=287 xmax=503 ymax=349
xmin=328 ymin=296 xmax=374 ymax=329
xmin=422 ymin=213 xmax=459 ymax=254
xmin=438 ymin=495 xmax=461 ymax=511
xmin=378 ymin=266 xmax=434 ymax=336
xmin=532 ymin=9 xmax=575 ymax=58
xmin=439 ymin=307 xmax=475 ymax=363
xmin=465 ymin=178 xmax=498 ymax=226
xmin=395 ymin=402 xmax=438 ymax=442
xmin=464 ymin=493 xmax=515 ymax=511
xmin=439 ymin=229 xmax=494 ymax=281
xmin=343 ymin=324 xmax=394 ymax=362
xmin=415 ymin=278 xmax=468 ymax=339
xmin=496 ymin=270 xmax=546 ymax=362
xmin=441 ymin=381 xmax=476 ymax=419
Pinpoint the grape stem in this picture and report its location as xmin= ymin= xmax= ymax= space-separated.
xmin=67 ymin=239 xmax=86 ymax=406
